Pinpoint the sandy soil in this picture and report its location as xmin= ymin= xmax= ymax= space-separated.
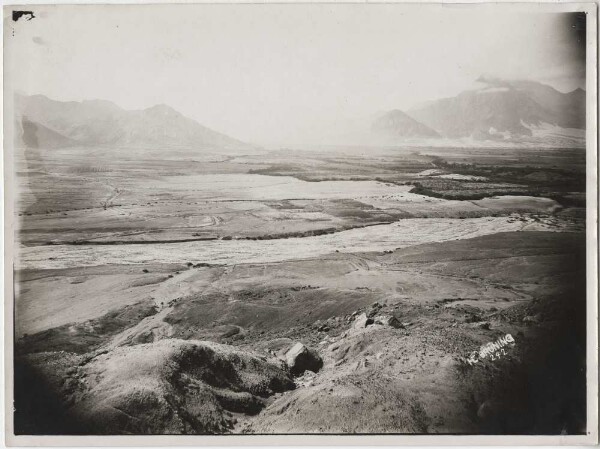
xmin=13 ymin=146 xmax=587 ymax=435
xmin=15 ymin=231 xmax=586 ymax=434
xmin=17 ymin=146 xmax=583 ymax=246
xmin=17 ymin=214 xmax=574 ymax=272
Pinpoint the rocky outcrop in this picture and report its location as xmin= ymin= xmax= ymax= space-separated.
xmin=285 ymin=342 xmax=323 ymax=376
xmin=21 ymin=339 xmax=295 ymax=434
xmin=352 ymin=313 xmax=374 ymax=330
xmin=374 ymin=315 xmax=403 ymax=329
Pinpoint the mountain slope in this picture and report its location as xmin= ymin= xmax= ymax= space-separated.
xmin=408 ymin=78 xmax=586 ymax=140
xmin=14 ymin=94 xmax=248 ymax=150
xmin=371 ymin=109 xmax=440 ymax=140
xmin=17 ymin=117 xmax=79 ymax=149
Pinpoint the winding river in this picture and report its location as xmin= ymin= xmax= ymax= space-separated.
xmin=17 ymin=215 xmax=565 ymax=270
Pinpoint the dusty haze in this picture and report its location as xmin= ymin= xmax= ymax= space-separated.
xmin=7 ymin=3 xmax=592 ymax=439
xmin=6 ymin=4 xmax=585 ymax=145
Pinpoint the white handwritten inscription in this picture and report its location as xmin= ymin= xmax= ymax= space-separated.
xmin=466 ymin=334 xmax=515 ymax=365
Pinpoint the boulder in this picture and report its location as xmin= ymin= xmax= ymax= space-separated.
xmin=352 ymin=313 xmax=374 ymax=329
xmin=367 ymin=302 xmax=383 ymax=318
xmin=374 ymin=315 xmax=403 ymax=329
xmin=315 ymin=321 xmax=330 ymax=332
xmin=285 ymin=342 xmax=323 ymax=376
xmin=523 ymin=314 xmax=541 ymax=324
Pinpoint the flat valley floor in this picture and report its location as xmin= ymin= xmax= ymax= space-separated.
xmin=12 ymin=145 xmax=587 ymax=434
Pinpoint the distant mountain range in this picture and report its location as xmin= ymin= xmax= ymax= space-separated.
xmin=373 ymin=78 xmax=586 ymax=145
xmin=14 ymin=78 xmax=587 ymax=150
xmin=15 ymin=94 xmax=248 ymax=150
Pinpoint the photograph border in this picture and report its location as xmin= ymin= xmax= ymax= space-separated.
xmin=2 ymin=1 xmax=598 ymax=446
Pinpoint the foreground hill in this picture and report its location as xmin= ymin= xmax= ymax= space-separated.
xmin=15 ymin=231 xmax=586 ymax=434
xmin=407 ymin=78 xmax=585 ymax=140
xmin=15 ymin=94 xmax=248 ymax=150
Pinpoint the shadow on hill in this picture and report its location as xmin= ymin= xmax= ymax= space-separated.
xmin=14 ymin=358 xmax=90 ymax=435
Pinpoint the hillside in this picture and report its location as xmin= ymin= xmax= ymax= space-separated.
xmin=14 ymin=94 xmax=248 ymax=150
xmin=17 ymin=117 xmax=79 ymax=149
xmin=371 ymin=109 xmax=440 ymax=141
xmin=407 ymin=78 xmax=586 ymax=140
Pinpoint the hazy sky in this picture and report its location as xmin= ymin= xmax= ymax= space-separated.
xmin=6 ymin=4 xmax=587 ymax=145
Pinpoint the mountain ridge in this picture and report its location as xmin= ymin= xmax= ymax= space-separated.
xmin=15 ymin=93 xmax=249 ymax=151
xmin=406 ymin=78 xmax=586 ymax=140
xmin=14 ymin=78 xmax=587 ymax=150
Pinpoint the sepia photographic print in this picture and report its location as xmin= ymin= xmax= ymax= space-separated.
xmin=3 ymin=2 xmax=598 ymax=445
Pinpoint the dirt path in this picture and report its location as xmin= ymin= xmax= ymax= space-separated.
xmin=103 ymin=266 xmax=227 ymax=349
xmin=104 ymin=305 xmax=175 ymax=349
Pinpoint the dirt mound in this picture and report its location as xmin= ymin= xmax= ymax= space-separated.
xmin=247 ymin=324 xmax=475 ymax=433
xmin=16 ymin=299 xmax=159 ymax=354
xmin=21 ymin=339 xmax=295 ymax=434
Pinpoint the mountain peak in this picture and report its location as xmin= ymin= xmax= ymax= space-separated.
xmin=80 ymin=99 xmax=123 ymax=114
xmin=372 ymin=109 xmax=440 ymax=140
xmin=475 ymin=75 xmax=511 ymax=88
xmin=141 ymin=103 xmax=184 ymax=120
xmin=146 ymin=103 xmax=176 ymax=112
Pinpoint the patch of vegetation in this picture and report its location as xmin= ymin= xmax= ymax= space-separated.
xmin=408 ymin=153 xmax=586 ymax=203
xmin=409 ymin=182 xmax=535 ymax=201
xmin=430 ymin=157 xmax=585 ymax=192
xmin=248 ymin=164 xmax=305 ymax=176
